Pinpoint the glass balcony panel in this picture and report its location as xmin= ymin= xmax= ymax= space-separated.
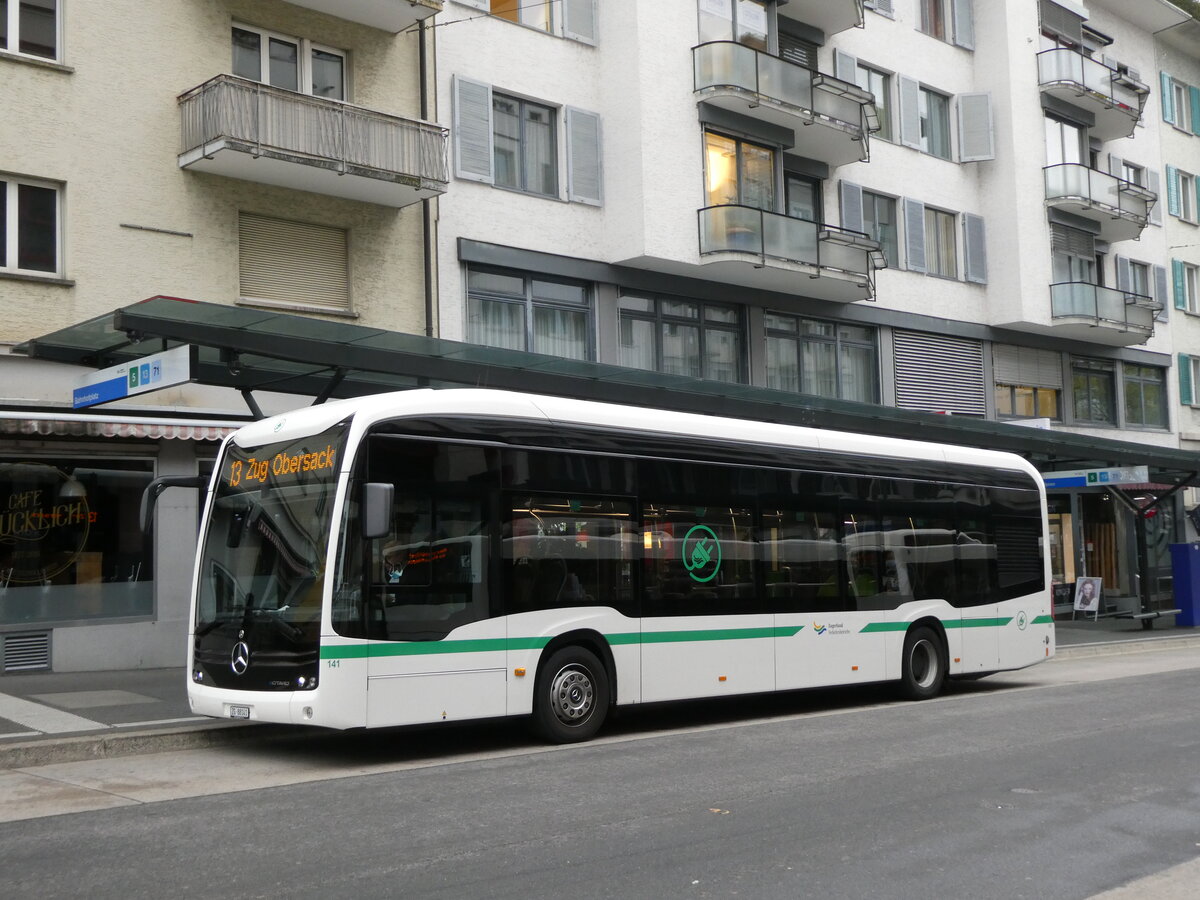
xmin=1126 ymin=303 xmax=1155 ymax=331
xmin=812 ymin=81 xmax=864 ymax=128
xmin=695 ymin=42 xmax=757 ymax=93
xmin=758 ymin=53 xmax=812 ymax=109
xmin=1051 ymin=282 xmax=1095 ymax=318
xmin=819 ymin=238 xmax=865 ymax=274
xmin=764 ymin=212 xmax=817 ymax=264
xmin=700 ymin=205 xmax=764 ymax=254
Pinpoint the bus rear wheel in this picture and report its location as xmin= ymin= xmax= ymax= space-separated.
xmin=899 ymin=626 xmax=945 ymax=701
xmin=533 ymin=646 xmax=610 ymax=743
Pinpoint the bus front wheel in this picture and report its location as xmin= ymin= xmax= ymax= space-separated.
xmin=533 ymin=646 xmax=610 ymax=743
xmin=899 ymin=626 xmax=945 ymax=701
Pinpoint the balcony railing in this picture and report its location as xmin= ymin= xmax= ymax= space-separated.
xmin=694 ymin=42 xmax=877 ymax=166
xmin=1037 ymin=47 xmax=1148 ymax=140
xmin=699 ymin=204 xmax=885 ymax=302
xmin=178 ymin=74 xmax=449 ymax=208
xmin=282 ymin=0 xmax=443 ymax=32
xmin=1044 ymin=163 xmax=1155 ymax=243
xmin=1050 ymin=282 xmax=1157 ymax=341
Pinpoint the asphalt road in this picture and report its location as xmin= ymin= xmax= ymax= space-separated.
xmin=2 ymin=647 xmax=1199 ymax=899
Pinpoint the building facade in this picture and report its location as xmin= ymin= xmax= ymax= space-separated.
xmin=434 ymin=0 xmax=1196 ymax=615
xmin=0 ymin=0 xmax=446 ymax=671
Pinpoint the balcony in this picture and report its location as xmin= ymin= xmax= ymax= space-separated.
xmin=694 ymin=42 xmax=877 ymax=166
xmin=1044 ymin=164 xmax=1155 ymax=243
xmin=698 ymin=205 xmax=885 ymax=303
xmin=1049 ymin=282 xmax=1158 ymax=346
xmin=178 ymin=75 xmax=449 ymax=208
xmin=782 ymin=0 xmax=863 ymax=36
xmin=1037 ymin=47 xmax=1148 ymax=140
xmin=281 ymin=0 xmax=443 ymax=32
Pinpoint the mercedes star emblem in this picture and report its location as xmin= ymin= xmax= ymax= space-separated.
xmin=231 ymin=641 xmax=251 ymax=675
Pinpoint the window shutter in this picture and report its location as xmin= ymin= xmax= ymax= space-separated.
xmin=1174 ymin=259 xmax=1187 ymax=310
xmin=1040 ymin=1 xmax=1083 ymax=45
xmin=963 ymin=213 xmax=987 ymax=284
xmin=1115 ymin=255 xmax=1131 ymax=291
xmin=957 ymin=93 xmax=994 ymax=162
xmin=1155 ymin=264 xmax=1169 ymax=321
xmin=1161 ymin=72 xmax=1176 ymax=124
xmin=453 ymin=75 xmax=494 ymax=184
xmin=1191 ymin=85 xmax=1200 ymax=136
xmin=1179 ymin=354 xmax=1193 ymax=406
xmin=1166 ymin=164 xmax=1181 ymax=217
xmin=840 ymin=181 xmax=864 ymax=234
xmin=869 ymin=0 xmax=895 ymax=16
xmin=1108 ymin=154 xmax=1123 ymax=176
xmin=903 ymin=197 xmax=926 ymax=273
xmin=952 ymin=0 xmax=974 ymax=50
xmin=834 ymin=49 xmax=858 ymax=84
xmin=566 ymin=107 xmax=603 ymax=206
xmin=1050 ymin=224 xmax=1095 ymax=259
xmin=1148 ymin=169 xmax=1162 ymax=225
xmin=898 ymin=75 xmax=921 ymax=150
xmin=993 ymin=345 xmax=1063 ymax=390
xmin=893 ymin=331 xmax=986 ymax=415
xmin=563 ymin=0 xmax=597 ymax=45
xmin=239 ymin=213 xmax=349 ymax=311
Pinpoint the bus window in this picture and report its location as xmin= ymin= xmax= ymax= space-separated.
xmin=642 ymin=502 xmax=754 ymax=616
xmin=760 ymin=508 xmax=844 ymax=613
xmin=505 ymin=496 xmax=636 ymax=615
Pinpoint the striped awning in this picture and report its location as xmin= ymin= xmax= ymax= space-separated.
xmin=0 ymin=412 xmax=238 ymax=441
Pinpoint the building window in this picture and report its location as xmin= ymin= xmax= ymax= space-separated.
xmin=704 ymin=131 xmax=776 ymax=211
xmin=1128 ymin=260 xmax=1151 ymax=298
xmin=785 ymin=173 xmax=821 ymax=222
xmin=238 ymin=213 xmax=349 ymax=313
xmin=1121 ymin=161 xmax=1145 ymax=188
xmin=0 ymin=176 xmax=60 ymax=276
xmin=996 ymin=384 xmax=1060 ymax=420
xmin=855 ymin=64 xmax=892 ymax=141
xmin=1178 ymin=261 xmax=1200 ymax=313
xmin=1171 ymin=79 xmax=1192 ymax=132
xmin=862 ymin=191 xmax=898 ymax=266
xmin=919 ymin=87 xmax=952 ymax=159
xmin=493 ymin=94 xmax=558 ymax=197
xmin=232 ymin=25 xmax=345 ymax=99
xmin=1177 ymin=170 xmax=1197 ymax=223
xmin=467 ymin=268 xmax=591 ymax=359
xmin=918 ymin=0 xmax=947 ymax=40
xmin=1124 ymin=365 xmax=1167 ymax=428
xmin=0 ymin=458 xmax=155 ymax=626
xmin=1071 ymin=358 xmax=1116 ymax=425
xmin=1044 ymin=116 xmax=1086 ymax=166
xmin=764 ymin=314 xmax=878 ymax=403
xmin=1 ymin=0 xmax=57 ymax=60
xmin=924 ymin=207 xmax=957 ymax=278
xmin=619 ymin=294 xmax=744 ymax=383
xmin=698 ymin=0 xmax=770 ymax=51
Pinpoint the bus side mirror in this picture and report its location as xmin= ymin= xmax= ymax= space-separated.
xmin=363 ymin=482 xmax=394 ymax=540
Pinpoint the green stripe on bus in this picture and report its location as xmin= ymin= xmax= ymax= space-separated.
xmin=1032 ymin=614 xmax=1054 ymax=625
xmin=859 ymin=617 xmax=1013 ymax=634
xmin=321 ymin=625 xmax=803 ymax=660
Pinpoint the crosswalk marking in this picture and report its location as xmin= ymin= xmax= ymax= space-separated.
xmin=0 ymin=692 xmax=106 ymax=734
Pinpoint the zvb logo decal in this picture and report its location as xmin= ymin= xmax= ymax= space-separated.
xmin=231 ymin=641 xmax=251 ymax=675
xmin=681 ymin=525 xmax=722 ymax=583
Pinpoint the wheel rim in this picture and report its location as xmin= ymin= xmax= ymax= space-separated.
xmin=910 ymin=638 xmax=939 ymax=689
xmin=549 ymin=664 xmax=595 ymax=726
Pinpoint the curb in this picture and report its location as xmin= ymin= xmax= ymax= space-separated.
xmin=0 ymin=720 xmax=300 ymax=771
xmin=1054 ymin=633 xmax=1200 ymax=659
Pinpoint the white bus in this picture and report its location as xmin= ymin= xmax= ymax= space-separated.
xmin=184 ymin=389 xmax=1054 ymax=742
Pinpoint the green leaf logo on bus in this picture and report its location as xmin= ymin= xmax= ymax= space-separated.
xmin=682 ymin=525 xmax=721 ymax=583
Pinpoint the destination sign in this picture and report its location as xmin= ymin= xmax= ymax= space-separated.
xmin=1042 ymin=466 xmax=1149 ymax=489
xmin=224 ymin=444 xmax=338 ymax=489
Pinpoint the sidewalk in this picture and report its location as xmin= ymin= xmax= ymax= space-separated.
xmin=1 ymin=617 xmax=1197 ymax=768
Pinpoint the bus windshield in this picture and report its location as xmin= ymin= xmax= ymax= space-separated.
xmin=193 ymin=421 xmax=348 ymax=690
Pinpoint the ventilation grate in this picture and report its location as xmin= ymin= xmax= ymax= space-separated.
xmin=2 ymin=632 xmax=51 ymax=672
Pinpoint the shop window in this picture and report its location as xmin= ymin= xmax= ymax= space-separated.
xmin=1123 ymin=365 xmax=1167 ymax=428
xmin=0 ymin=458 xmax=154 ymax=626
xmin=764 ymin=313 xmax=878 ymax=403
xmin=1071 ymin=358 xmax=1116 ymax=425
xmin=619 ymin=292 xmax=745 ymax=383
xmin=467 ymin=267 xmax=592 ymax=359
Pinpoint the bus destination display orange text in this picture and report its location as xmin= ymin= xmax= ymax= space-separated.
xmin=226 ymin=445 xmax=337 ymax=488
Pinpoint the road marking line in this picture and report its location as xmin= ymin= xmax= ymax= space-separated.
xmin=0 ymin=693 xmax=106 ymax=734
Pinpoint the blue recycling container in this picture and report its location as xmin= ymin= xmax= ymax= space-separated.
xmin=1169 ymin=543 xmax=1200 ymax=627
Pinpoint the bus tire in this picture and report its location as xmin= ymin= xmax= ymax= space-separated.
xmin=533 ymin=646 xmax=610 ymax=743
xmin=899 ymin=626 xmax=945 ymax=701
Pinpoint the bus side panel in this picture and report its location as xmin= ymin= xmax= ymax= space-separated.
xmin=777 ymin=612 xmax=887 ymax=689
xmin=504 ymin=609 xmax=640 ymax=716
xmin=365 ymin=618 xmax=507 ymax=728
xmin=313 ymin=637 xmax=368 ymax=728
xmin=997 ymin=594 xmax=1056 ymax=670
xmin=640 ymin=613 xmax=775 ymax=703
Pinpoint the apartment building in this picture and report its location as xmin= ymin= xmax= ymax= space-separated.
xmin=434 ymin=0 xmax=1195 ymax=612
xmin=0 ymin=0 xmax=446 ymax=670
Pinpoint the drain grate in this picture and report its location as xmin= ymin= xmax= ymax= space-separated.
xmin=2 ymin=632 xmax=52 ymax=672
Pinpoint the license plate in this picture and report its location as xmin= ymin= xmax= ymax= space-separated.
xmin=228 ymin=705 xmax=251 ymax=720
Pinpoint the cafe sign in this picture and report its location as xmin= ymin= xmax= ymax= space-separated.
xmin=0 ymin=463 xmax=94 ymax=584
